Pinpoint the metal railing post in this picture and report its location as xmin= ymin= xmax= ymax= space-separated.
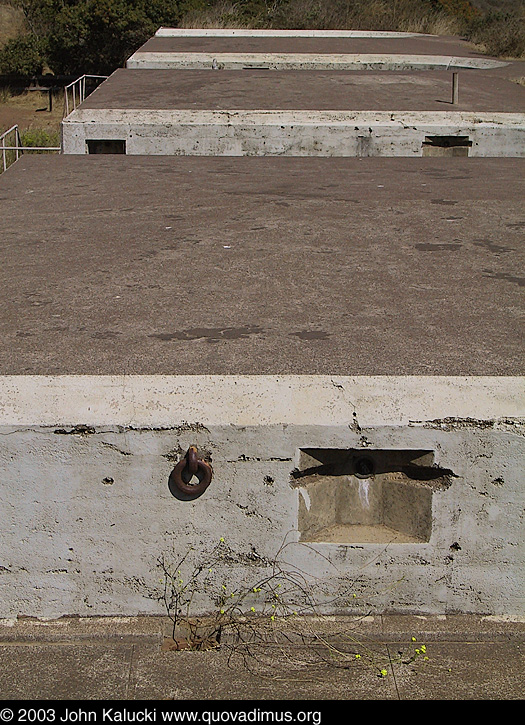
xmin=452 ymin=72 xmax=459 ymax=105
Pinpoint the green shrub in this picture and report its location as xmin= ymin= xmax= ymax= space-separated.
xmin=20 ymin=128 xmax=60 ymax=151
xmin=0 ymin=34 xmax=45 ymax=76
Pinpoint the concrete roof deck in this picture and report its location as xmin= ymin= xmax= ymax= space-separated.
xmin=79 ymin=67 xmax=525 ymax=113
xmin=136 ymin=33 xmax=491 ymax=58
xmin=0 ymin=155 xmax=523 ymax=376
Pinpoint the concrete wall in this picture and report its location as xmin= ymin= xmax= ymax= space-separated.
xmin=61 ymin=110 xmax=525 ymax=157
xmin=125 ymin=53 xmax=507 ymax=71
xmin=1 ymin=376 xmax=523 ymax=619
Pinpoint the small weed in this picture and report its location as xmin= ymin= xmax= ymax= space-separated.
xmin=155 ymin=536 xmax=430 ymax=680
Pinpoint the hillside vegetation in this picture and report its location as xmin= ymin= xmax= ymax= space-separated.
xmin=0 ymin=0 xmax=523 ymax=78
xmin=0 ymin=4 xmax=24 ymax=47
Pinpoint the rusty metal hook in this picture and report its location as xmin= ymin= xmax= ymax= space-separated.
xmin=169 ymin=446 xmax=213 ymax=497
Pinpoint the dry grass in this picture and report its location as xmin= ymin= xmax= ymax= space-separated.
xmin=178 ymin=0 xmax=525 ymax=58
xmin=179 ymin=0 xmax=465 ymax=35
xmin=464 ymin=5 xmax=525 ymax=58
xmin=0 ymin=88 xmax=64 ymax=138
xmin=0 ymin=4 xmax=25 ymax=48
xmin=180 ymin=2 xmax=253 ymax=29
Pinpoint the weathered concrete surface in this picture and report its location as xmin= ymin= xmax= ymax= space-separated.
xmin=62 ymin=108 xmax=525 ymax=157
xmin=1 ymin=156 xmax=523 ymax=375
xmin=0 ymin=615 xmax=524 ymax=700
xmin=62 ymin=66 xmax=525 ymax=156
xmin=0 ymin=156 xmax=523 ymax=619
xmin=1 ymin=399 xmax=523 ymax=617
xmin=128 ymin=30 xmax=525 ymax=93
xmin=126 ymin=51 xmax=507 ymax=71
xmin=137 ymin=29 xmax=504 ymax=58
xmin=76 ymin=69 xmax=525 ymax=113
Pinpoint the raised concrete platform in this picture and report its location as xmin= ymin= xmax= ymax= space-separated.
xmin=62 ymin=66 xmax=525 ymax=156
xmin=75 ymin=69 xmax=525 ymax=113
xmin=0 ymin=156 xmax=523 ymax=619
xmin=128 ymin=28 xmax=509 ymax=70
xmin=126 ymin=52 xmax=507 ymax=71
xmin=63 ymin=29 xmax=525 ymax=157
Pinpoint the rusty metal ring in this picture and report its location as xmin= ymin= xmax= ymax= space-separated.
xmin=187 ymin=445 xmax=199 ymax=475
xmin=170 ymin=453 xmax=213 ymax=497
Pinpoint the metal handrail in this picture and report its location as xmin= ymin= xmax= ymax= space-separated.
xmin=1 ymin=124 xmax=60 ymax=173
xmin=64 ymin=74 xmax=108 ymax=116
xmin=2 ymin=146 xmax=60 ymax=151
xmin=1 ymin=124 xmax=22 ymax=172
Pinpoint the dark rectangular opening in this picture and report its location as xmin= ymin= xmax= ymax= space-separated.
xmin=423 ymin=135 xmax=472 ymax=148
xmin=422 ymin=135 xmax=472 ymax=157
xmin=87 ymin=139 xmax=126 ymax=155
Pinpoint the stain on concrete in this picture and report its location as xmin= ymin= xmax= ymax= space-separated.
xmin=482 ymin=270 xmax=525 ymax=287
xmin=150 ymin=326 xmax=264 ymax=342
xmin=430 ymin=199 xmax=457 ymax=205
xmin=290 ymin=330 xmax=330 ymax=340
xmin=415 ymin=243 xmax=462 ymax=251
xmin=411 ymin=417 xmax=497 ymax=430
xmin=54 ymin=425 xmax=96 ymax=435
xmin=101 ymin=442 xmax=132 ymax=456
xmin=474 ymin=239 xmax=512 ymax=254
xmin=171 ymin=423 xmax=211 ymax=434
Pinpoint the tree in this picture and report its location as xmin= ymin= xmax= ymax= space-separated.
xmin=6 ymin=1 xmax=208 ymax=76
xmin=0 ymin=34 xmax=45 ymax=76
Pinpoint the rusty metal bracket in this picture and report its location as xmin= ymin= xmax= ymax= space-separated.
xmin=169 ymin=446 xmax=213 ymax=497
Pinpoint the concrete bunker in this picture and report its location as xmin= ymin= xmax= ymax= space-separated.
xmin=422 ymin=135 xmax=472 ymax=157
xmin=86 ymin=139 xmax=126 ymax=154
xmin=293 ymin=448 xmax=455 ymax=544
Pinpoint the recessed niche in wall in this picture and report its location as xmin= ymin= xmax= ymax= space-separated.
xmin=292 ymin=448 xmax=455 ymax=544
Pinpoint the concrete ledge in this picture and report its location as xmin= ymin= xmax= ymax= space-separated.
xmin=155 ymin=28 xmax=433 ymax=38
xmin=1 ymin=375 xmax=523 ymax=426
xmin=126 ymin=52 xmax=508 ymax=71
